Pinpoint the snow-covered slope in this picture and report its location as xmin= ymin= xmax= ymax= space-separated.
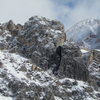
xmin=0 ymin=50 xmax=99 ymax=100
xmin=66 ymin=19 xmax=100 ymax=49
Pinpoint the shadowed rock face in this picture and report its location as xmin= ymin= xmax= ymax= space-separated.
xmin=49 ymin=42 xmax=89 ymax=81
xmin=58 ymin=57 xmax=89 ymax=81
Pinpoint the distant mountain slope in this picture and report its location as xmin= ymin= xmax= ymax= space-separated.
xmin=66 ymin=19 xmax=100 ymax=49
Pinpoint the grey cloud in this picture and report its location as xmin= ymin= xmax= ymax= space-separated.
xmin=0 ymin=0 xmax=56 ymax=24
xmin=53 ymin=0 xmax=100 ymax=29
xmin=0 ymin=0 xmax=100 ymax=29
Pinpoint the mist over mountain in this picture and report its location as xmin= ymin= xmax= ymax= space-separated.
xmin=67 ymin=19 xmax=100 ymax=49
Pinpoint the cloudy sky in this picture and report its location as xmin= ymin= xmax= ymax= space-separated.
xmin=0 ymin=0 xmax=100 ymax=29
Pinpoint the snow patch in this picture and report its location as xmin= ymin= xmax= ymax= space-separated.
xmin=0 ymin=94 xmax=12 ymax=100
xmin=81 ymin=49 xmax=89 ymax=53
xmin=54 ymin=96 xmax=62 ymax=100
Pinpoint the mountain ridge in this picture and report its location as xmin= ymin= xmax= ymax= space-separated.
xmin=0 ymin=16 xmax=100 ymax=100
xmin=66 ymin=18 xmax=100 ymax=50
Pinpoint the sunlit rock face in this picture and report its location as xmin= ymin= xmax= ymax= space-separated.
xmin=66 ymin=19 xmax=100 ymax=50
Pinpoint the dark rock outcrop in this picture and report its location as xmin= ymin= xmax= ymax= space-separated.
xmin=17 ymin=16 xmax=66 ymax=69
xmin=49 ymin=42 xmax=89 ymax=81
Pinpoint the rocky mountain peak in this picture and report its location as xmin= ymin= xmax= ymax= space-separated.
xmin=17 ymin=16 xmax=66 ymax=69
xmin=0 ymin=16 xmax=100 ymax=100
